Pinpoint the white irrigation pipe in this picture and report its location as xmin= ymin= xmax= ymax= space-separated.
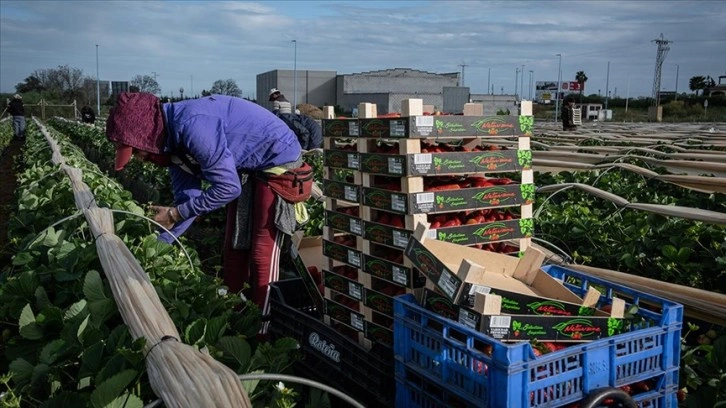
xmin=20 ymin=211 xmax=85 ymax=251
xmin=25 ymin=168 xmax=64 ymax=187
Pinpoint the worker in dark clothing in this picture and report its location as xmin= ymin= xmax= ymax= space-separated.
xmin=562 ymin=97 xmax=577 ymax=131
xmin=81 ymin=106 xmax=96 ymax=124
xmin=275 ymin=110 xmax=323 ymax=151
xmin=7 ymin=94 xmax=26 ymax=139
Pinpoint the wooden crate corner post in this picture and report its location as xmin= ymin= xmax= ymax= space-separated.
xmin=520 ymin=100 xmax=533 ymax=116
xmin=323 ymin=105 xmax=336 ymax=119
xmin=401 ymin=99 xmax=424 ymax=117
xmin=359 ymin=103 xmax=377 ymax=119
xmin=463 ymin=103 xmax=484 ymax=116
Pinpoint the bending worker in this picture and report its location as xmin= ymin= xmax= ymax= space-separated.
xmin=106 ymin=92 xmax=308 ymax=331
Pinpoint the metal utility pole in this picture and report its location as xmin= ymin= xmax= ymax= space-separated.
xmin=520 ymin=64 xmax=525 ymax=100
xmin=487 ymin=68 xmax=491 ymax=94
xmin=515 ymin=68 xmax=519 ymax=99
xmin=555 ymin=53 xmax=562 ymax=123
xmin=529 ymin=70 xmax=534 ymax=100
xmin=95 ymin=44 xmax=100 ymax=115
xmin=651 ymin=33 xmax=672 ymax=106
xmin=292 ymin=40 xmax=297 ymax=110
xmin=674 ymin=64 xmax=679 ymax=100
xmin=625 ymin=77 xmax=631 ymax=112
xmin=459 ymin=62 xmax=469 ymax=87
xmin=605 ymin=61 xmax=610 ymax=110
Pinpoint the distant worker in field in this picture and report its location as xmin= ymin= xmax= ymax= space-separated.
xmin=106 ymin=92 xmax=308 ymax=333
xmin=81 ymin=105 xmax=96 ymax=124
xmin=7 ymin=94 xmax=26 ymax=139
xmin=561 ymin=96 xmax=577 ymax=131
xmin=269 ymin=88 xmax=292 ymax=114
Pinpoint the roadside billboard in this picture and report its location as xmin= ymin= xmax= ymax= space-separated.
xmin=536 ymin=81 xmax=582 ymax=103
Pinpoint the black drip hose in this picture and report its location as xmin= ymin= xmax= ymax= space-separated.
xmin=580 ymin=387 xmax=638 ymax=408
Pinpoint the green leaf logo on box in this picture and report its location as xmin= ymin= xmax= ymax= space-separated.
xmin=516 ymin=150 xmax=532 ymax=167
xmin=518 ymin=115 xmax=534 ymax=135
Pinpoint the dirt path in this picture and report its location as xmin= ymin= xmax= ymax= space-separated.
xmin=0 ymin=138 xmax=22 ymax=266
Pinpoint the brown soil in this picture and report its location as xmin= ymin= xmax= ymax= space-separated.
xmin=0 ymin=138 xmax=23 ymax=266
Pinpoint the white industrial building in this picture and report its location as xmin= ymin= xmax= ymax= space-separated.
xmin=257 ymin=68 xmax=517 ymax=115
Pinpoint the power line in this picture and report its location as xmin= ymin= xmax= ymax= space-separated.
xmin=562 ymin=38 xmax=725 ymax=59
xmin=671 ymin=38 xmax=726 ymax=42
xmin=563 ymin=42 xmax=650 ymax=58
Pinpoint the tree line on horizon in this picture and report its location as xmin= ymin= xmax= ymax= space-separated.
xmin=4 ymin=64 xmax=723 ymax=108
xmin=7 ymin=65 xmax=247 ymax=106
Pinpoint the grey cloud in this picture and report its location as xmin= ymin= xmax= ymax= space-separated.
xmin=1 ymin=0 xmax=724 ymax=98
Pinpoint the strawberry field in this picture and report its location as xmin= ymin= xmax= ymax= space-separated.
xmin=0 ymin=120 xmax=317 ymax=407
xmin=1 ymin=116 xmax=725 ymax=407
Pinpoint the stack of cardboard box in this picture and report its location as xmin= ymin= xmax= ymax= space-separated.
xmin=406 ymin=223 xmax=625 ymax=343
xmin=310 ymin=99 xmax=538 ymax=350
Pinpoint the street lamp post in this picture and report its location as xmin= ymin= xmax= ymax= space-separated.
xmin=515 ymin=68 xmax=519 ymax=99
xmin=179 ymin=87 xmax=184 ymax=100
xmin=292 ymin=40 xmax=297 ymax=111
xmin=674 ymin=64 xmax=679 ymax=100
xmin=555 ymin=53 xmax=562 ymax=123
xmin=605 ymin=61 xmax=610 ymax=110
xmin=520 ymin=64 xmax=525 ymax=100
xmin=529 ymin=70 xmax=534 ymax=100
xmin=95 ymin=44 xmax=100 ymax=115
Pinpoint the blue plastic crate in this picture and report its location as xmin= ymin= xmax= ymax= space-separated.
xmin=394 ymin=264 xmax=683 ymax=408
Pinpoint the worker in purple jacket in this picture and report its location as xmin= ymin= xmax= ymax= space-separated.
xmin=106 ymin=92 xmax=302 ymax=329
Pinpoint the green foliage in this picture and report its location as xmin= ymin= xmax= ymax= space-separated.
xmin=0 ymin=124 xmax=302 ymax=406
xmin=662 ymin=100 xmax=708 ymax=119
xmin=0 ymin=121 xmax=13 ymax=152
xmin=679 ymin=324 xmax=726 ymax=407
xmin=536 ymin=168 xmax=726 ymax=293
xmin=689 ymin=76 xmax=708 ymax=96
xmin=303 ymin=153 xmax=324 ymax=236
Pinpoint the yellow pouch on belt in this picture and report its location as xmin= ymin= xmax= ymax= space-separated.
xmin=295 ymin=202 xmax=309 ymax=225
xmin=263 ymin=166 xmax=288 ymax=176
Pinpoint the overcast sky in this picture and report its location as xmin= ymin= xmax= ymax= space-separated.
xmin=1 ymin=0 xmax=725 ymax=100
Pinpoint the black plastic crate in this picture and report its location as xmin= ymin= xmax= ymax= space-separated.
xmin=269 ymin=278 xmax=395 ymax=407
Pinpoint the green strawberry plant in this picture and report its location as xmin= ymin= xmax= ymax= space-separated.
xmin=535 ymin=168 xmax=726 ymax=293
xmin=679 ymin=323 xmax=726 ymax=407
xmin=0 ymin=121 xmax=13 ymax=151
xmin=1 ymin=123 xmax=302 ymax=407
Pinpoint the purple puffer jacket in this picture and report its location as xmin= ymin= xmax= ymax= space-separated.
xmin=160 ymin=95 xmax=301 ymax=242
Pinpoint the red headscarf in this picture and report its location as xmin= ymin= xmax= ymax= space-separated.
xmin=106 ymin=92 xmax=166 ymax=170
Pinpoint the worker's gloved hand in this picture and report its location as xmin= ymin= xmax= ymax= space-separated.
xmin=150 ymin=205 xmax=180 ymax=230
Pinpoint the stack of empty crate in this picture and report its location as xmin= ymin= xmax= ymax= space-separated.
xmin=320 ymin=99 xmax=535 ymax=350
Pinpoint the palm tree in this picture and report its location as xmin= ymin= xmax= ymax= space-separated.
xmin=575 ymin=71 xmax=588 ymax=103
xmin=689 ymin=76 xmax=707 ymax=96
